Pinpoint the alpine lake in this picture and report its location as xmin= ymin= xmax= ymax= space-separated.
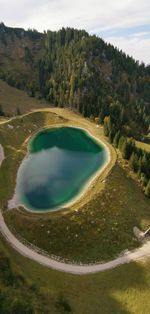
xmin=15 ymin=126 xmax=108 ymax=212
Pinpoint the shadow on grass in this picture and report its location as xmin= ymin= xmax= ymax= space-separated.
xmin=3 ymin=232 xmax=149 ymax=314
xmin=64 ymin=261 xmax=150 ymax=314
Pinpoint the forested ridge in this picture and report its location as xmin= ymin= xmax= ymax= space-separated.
xmin=39 ymin=28 xmax=150 ymax=136
xmin=0 ymin=23 xmax=150 ymax=135
xmin=0 ymin=23 xmax=150 ymax=195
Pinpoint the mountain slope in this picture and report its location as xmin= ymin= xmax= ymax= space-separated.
xmin=39 ymin=29 xmax=150 ymax=138
xmin=0 ymin=79 xmax=47 ymax=116
xmin=0 ymin=22 xmax=44 ymax=91
xmin=0 ymin=23 xmax=150 ymax=139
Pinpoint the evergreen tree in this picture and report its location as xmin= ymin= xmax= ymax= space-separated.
xmin=103 ymin=116 xmax=111 ymax=136
xmin=113 ymin=131 xmax=120 ymax=148
xmin=118 ymin=136 xmax=126 ymax=153
xmin=145 ymin=180 xmax=150 ymax=197
xmin=129 ymin=152 xmax=139 ymax=172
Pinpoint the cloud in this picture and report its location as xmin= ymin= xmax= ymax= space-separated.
xmin=106 ymin=34 xmax=150 ymax=65
xmin=1 ymin=0 xmax=150 ymax=31
xmin=0 ymin=0 xmax=150 ymax=63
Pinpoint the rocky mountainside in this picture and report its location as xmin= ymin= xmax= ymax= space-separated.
xmin=0 ymin=22 xmax=44 ymax=90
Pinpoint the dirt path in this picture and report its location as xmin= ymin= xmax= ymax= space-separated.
xmin=0 ymin=109 xmax=150 ymax=274
xmin=0 ymin=144 xmax=4 ymax=166
xmin=0 ymin=211 xmax=150 ymax=275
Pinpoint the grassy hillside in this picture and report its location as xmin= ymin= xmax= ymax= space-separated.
xmin=0 ymin=24 xmax=150 ymax=314
xmin=0 ymin=108 xmax=149 ymax=264
xmin=1 ymin=236 xmax=150 ymax=314
xmin=5 ymin=163 xmax=150 ymax=264
xmin=0 ymin=79 xmax=48 ymax=116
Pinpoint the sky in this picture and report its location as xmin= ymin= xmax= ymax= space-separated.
xmin=0 ymin=0 xmax=150 ymax=65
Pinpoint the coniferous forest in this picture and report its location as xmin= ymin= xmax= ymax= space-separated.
xmin=0 ymin=23 xmax=150 ymax=196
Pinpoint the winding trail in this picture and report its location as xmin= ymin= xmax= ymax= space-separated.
xmin=0 ymin=210 xmax=150 ymax=275
xmin=0 ymin=144 xmax=4 ymax=166
xmin=0 ymin=112 xmax=150 ymax=274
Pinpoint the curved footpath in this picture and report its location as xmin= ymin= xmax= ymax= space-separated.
xmin=0 ymin=144 xmax=4 ymax=166
xmin=0 ymin=115 xmax=150 ymax=274
xmin=0 ymin=211 xmax=150 ymax=275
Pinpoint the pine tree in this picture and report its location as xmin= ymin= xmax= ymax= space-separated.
xmin=145 ymin=180 xmax=150 ymax=197
xmin=121 ymin=139 xmax=128 ymax=159
xmin=118 ymin=136 xmax=126 ymax=153
xmin=129 ymin=152 xmax=139 ymax=172
xmin=113 ymin=131 xmax=120 ymax=148
xmin=103 ymin=116 xmax=111 ymax=136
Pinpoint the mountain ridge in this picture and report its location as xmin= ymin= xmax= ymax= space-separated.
xmin=0 ymin=23 xmax=150 ymax=140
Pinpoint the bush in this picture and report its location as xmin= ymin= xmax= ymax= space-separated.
xmin=0 ymin=254 xmax=15 ymax=286
xmin=55 ymin=296 xmax=72 ymax=312
xmin=10 ymin=299 xmax=34 ymax=314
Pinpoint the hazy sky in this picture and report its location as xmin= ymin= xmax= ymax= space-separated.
xmin=0 ymin=0 xmax=150 ymax=64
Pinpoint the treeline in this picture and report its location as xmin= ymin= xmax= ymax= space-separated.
xmin=0 ymin=22 xmax=43 ymax=43
xmin=104 ymin=110 xmax=150 ymax=197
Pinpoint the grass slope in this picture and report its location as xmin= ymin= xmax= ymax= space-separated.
xmin=0 ymin=79 xmax=47 ymax=116
xmin=1 ymin=236 xmax=150 ymax=314
xmin=5 ymin=163 xmax=150 ymax=263
xmin=0 ymin=88 xmax=149 ymax=312
xmin=0 ymin=108 xmax=149 ymax=264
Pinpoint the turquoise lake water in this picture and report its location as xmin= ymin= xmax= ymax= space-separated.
xmin=16 ymin=127 xmax=108 ymax=212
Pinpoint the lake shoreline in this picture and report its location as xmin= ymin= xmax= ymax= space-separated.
xmin=8 ymin=125 xmax=111 ymax=213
